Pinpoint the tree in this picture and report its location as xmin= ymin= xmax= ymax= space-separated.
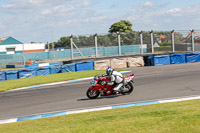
xmin=49 ymin=36 xmax=71 ymax=48
xmin=109 ymin=20 xmax=133 ymax=33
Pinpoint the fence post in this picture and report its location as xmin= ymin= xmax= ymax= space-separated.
xmin=191 ymin=29 xmax=195 ymax=52
xmin=139 ymin=31 xmax=143 ymax=54
xmin=70 ymin=35 xmax=74 ymax=60
xmin=21 ymin=55 xmax=25 ymax=65
xmin=47 ymin=42 xmax=49 ymax=50
xmin=117 ymin=32 xmax=121 ymax=55
xmin=171 ymin=30 xmax=175 ymax=52
xmin=94 ymin=33 xmax=98 ymax=57
xmin=150 ymin=30 xmax=154 ymax=54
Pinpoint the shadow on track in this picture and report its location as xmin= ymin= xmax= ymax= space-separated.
xmin=77 ymin=94 xmax=123 ymax=101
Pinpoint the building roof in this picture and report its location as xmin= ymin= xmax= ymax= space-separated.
xmin=0 ymin=37 xmax=23 ymax=45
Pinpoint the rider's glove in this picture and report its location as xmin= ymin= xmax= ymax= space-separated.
xmin=107 ymin=81 xmax=114 ymax=85
xmin=101 ymin=81 xmax=106 ymax=85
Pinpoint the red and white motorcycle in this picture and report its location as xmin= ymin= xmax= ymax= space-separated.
xmin=86 ymin=74 xmax=135 ymax=99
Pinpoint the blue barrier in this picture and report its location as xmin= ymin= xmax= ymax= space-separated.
xmin=185 ymin=52 xmax=200 ymax=63
xmin=75 ymin=61 xmax=94 ymax=71
xmin=0 ymin=71 xmax=6 ymax=82
xmin=50 ymin=65 xmax=62 ymax=74
xmin=18 ymin=68 xmax=36 ymax=79
xmin=61 ymin=63 xmax=76 ymax=73
xmin=49 ymin=62 xmax=59 ymax=66
xmin=5 ymin=70 xmax=18 ymax=80
xmin=36 ymin=67 xmax=50 ymax=76
xmin=151 ymin=55 xmax=170 ymax=66
xmin=147 ymin=56 xmax=154 ymax=66
xmin=6 ymin=65 xmax=15 ymax=68
xmin=170 ymin=53 xmax=186 ymax=64
xmin=25 ymin=64 xmax=39 ymax=68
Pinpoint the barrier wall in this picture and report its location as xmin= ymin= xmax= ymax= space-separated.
xmin=18 ymin=68 xmax=36 ymax=78
xmin=5 ymin=70 xmax=18 ymax=80
xmin=0 ymin=71 xmax=5 ymax=82
xmin=185 ymin=52 xmax=200 ymax=63
xmin=94 ymin=60 xmax=110 ymax=70
xmin=76 ymin=61 xmax=94 ymax=71
xmin=170 ymin=53 xmax=186 ymax=64
xmin=153 ymin=55 xmax=171 ymax=66
xmin=110 ymin=58 xmax=127 ymax=69
xmin=50 ymin=65 xmax=62 ymax=74
xmin=1 ymin=52 xmax=200 ymax=82
xmin=36 ymin=67 xmax=50 ymax=76
xmin=61 ymin=64 xmax=76 ymax=73
xmin=127 ymin=57 xmax=144 ymax=67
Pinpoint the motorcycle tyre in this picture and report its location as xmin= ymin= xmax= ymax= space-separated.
xmin=86 ymin=89 xmax=100 ymax=99
xmin=121 ymin=82 xmax=134 ymax=95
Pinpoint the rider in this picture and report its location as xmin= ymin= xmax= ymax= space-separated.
xmin=105 ymin=67 xmax=124 ymax=92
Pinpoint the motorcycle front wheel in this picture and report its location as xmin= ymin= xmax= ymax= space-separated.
xmin=86 ymin=89 xmax=100 ymax=99
xmin=121 ymin=82 xmax=134 ymax=95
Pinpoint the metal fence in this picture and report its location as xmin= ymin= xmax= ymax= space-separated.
xmin=1 ymin=30 xmax=200 ymax=65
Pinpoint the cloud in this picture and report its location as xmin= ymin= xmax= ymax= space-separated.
xmin=144 ymin=1 xmax=153 ymax=7
xmin=81 ymin=16 xmax=107 ymax=23
xmin=0 ymin=23 xmax=5 ymax=29
xmin=1 ymin=0 xmax=200 ymax=43
xmin=127 ymin=16 xmax=136 ymax=21
xmin=166 ymin=8 xmax=181 ymax=13
xmin=166 ymin=8 xmax=182 ymax=16
xmin=41 ymin=9 xmax=51 ymax=15
xmin=29 ymin=0 xmax=44 ymax=5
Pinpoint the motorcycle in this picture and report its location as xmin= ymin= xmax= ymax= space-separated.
xmin=86 ymin=74 xmax=135 ymax=99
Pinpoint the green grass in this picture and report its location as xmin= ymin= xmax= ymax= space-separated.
xmin=0 ymin=69 xmax=129 ymax=92
xmin=0 ymin=99 xmax=199 ymax=133
xmin=154 ymin=46 xmax=172 ymax=52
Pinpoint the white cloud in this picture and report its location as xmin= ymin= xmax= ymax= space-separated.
xmin=144 ymin=1 xmax=153 ymax=7
xmin=166 ymin=8 xmax=181 ymax=13
xmin=42 ymin=9 xmax=52 ymax=15
xmin=81 ymin=16 xmax=107 ymax=23
xmin=1 ymin=0 xmax=200 ymax=43
xmin=2 ymin=4 xmax=14 ymax=8
xmin=127 ymin=16 xmax=136 ymax=21
xmin=91 ymin=16 xmax=107 ymax=22
xmin=29 ymin=0 xmax=44 ymax=5
xmin=82 ymin=1 xmax=90 ymax=6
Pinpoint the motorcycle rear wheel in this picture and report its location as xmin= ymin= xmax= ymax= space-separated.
xmin=86 ymin=89 xmax=100 ymax=99
xmin=121 ymin=82 xmax=134 ymax=95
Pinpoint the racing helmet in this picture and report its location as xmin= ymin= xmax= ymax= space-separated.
xmin=106 ymin=67 xmax=113 ymax=76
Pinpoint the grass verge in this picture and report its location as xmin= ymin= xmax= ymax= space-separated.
xmin=0 ymin=99 xmax=200 ymax=133
xmin=0 ymin=69 xmax=129 ymax=92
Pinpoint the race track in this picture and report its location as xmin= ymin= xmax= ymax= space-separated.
xmin=0 ymin=62 xmax=200 ymax=120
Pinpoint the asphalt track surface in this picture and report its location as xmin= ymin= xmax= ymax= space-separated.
xmin=0 ymin=63 xmax=200 ymax=120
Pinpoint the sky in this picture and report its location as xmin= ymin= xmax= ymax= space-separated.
xmin=0 ymin=0 xmax=200 ymax=43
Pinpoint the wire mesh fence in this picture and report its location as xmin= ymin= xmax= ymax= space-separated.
xmin=174 ymin=30 xmax=192 ymax=52
xmin=1 ymin=30 xmax=200 ymax=65
xmin=194 ymin=30 xmax=200 ymax=51
xmin=0 ymin=54 xmax=25 ymax=66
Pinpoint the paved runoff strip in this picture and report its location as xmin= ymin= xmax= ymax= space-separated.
xmin=7 ymin=71 xmax=131 ymax=92
xmin=0 ymin=95 xmax=200 ymax=124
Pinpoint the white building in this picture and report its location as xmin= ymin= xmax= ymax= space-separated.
xmin=0 ymin=36 xmax=45 ymax=54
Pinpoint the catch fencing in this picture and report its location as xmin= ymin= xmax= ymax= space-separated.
xmin=1 ymin=30 xmax=200 ymax=65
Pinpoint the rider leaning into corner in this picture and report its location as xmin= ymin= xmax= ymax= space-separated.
xmin=103 ymin=67 xmax=124 ymax=93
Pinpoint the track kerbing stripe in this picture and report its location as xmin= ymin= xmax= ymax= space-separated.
xmin=0 ymin=95 xmax=199 ymax=125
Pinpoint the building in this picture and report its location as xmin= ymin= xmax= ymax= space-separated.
xmin=0 ymin=36 xmax=45 ymax=54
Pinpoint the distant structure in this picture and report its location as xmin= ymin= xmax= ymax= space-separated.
xmin=0 ymin=37 xmax=45 ymax=54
